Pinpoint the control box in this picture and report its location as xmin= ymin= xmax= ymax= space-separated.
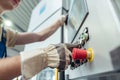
xmin=64 ymin=0 xmax=120 ymax=80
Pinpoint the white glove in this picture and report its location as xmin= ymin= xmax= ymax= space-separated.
xmin=58 ymin=15 xmax=66 ymax=26
xmin=21 ymin=43 xmax=78 ymax=79
xmin=21 ymin=43 xmax=79 ymax=79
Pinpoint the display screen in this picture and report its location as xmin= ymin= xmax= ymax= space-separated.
xmin=67 ymin=0 xmax=89 ymax=43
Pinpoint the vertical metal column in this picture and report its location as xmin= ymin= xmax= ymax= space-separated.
xmin=59 ymin=11 xmax=65 ymax=80
xmin=59 ymin=0 xmax=71 ymax=80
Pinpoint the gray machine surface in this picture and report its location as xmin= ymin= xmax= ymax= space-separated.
xmin=64 ymin=0 xmax=120 ymax=80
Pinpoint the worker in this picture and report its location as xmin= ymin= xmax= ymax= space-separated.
xmin=0 ymin=0 xmax=79 ymax=80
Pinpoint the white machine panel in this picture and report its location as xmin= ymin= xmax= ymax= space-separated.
xmin=28 ymin=0 xmax=62 ymax=31
xmin=25 ymin=9 xmax=62 ymax=50
xmin=64 ymin=0 xmax=120 ymax=79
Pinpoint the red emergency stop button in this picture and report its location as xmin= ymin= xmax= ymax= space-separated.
xmin=72 ymin=48 xmax=94 ymax=62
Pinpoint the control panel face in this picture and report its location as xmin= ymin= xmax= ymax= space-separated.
xmin=70 ymin=27 xmax=92 ymax=70
xmin=65 ymin=0 xmax=120 ymax=80
xmin=67 ymin=0 xmax=89 ymax=43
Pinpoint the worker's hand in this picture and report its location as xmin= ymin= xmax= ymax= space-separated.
xmin=58 ymin=15 xmax=67 ymax=26
xmin=20 ymin=43 xmax=79 ymax=79
xmin=52 ymin=43 xmax=79 ymax=71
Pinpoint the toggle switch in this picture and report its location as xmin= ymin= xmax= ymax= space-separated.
xmin=76 ymin=27 xmax=89 ymax=48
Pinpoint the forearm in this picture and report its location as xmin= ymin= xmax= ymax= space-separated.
xmin=15 ymin=20 xmax=61 ymax=45
xmin=37 ymin=20 xmax=61 ymax=41
xmin=0 ymin=55 xmax=21 ymax=80
xmin=15 ymin=15 xmax=66 ymax=45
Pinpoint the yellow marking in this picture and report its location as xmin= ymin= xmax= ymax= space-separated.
xmin=55 ymin=68 xmax=58 ymax=80
xmin=87 ymin=48 xmax=94 ymax=62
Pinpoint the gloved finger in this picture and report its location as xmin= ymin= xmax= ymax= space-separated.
xmin=55 ymin=45 xmax=66 ymax=71
xmin=59 ymin=15 xmax=67 ymax=26
xmin=65 ymin=49 xmax=71 ymax=62
xmin=65 ymin=48 xmax=71 ymax=69
xmin=65 ymin=61 xmax=69 ymax=69
xmin=54 ymin=45 xmax=71 ymax=71
xmin=64 ymin=43 xmax=79 ymax=51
